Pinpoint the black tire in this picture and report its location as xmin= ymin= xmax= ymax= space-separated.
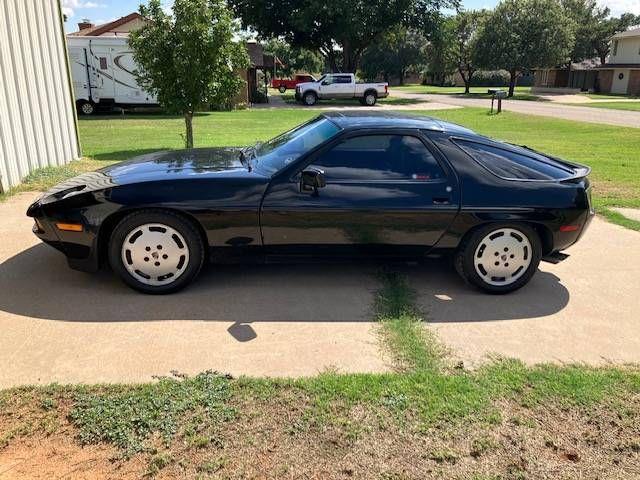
xmin=303 ymin=91 xmax=317 ymax=106
xmin=278 ymin=85 xmax=287 ymax=93
xmin=454 ymin=223 xmax=541 ymax=294
xmin=108 ymin=210 xmax=205 ymax=294
xmin=363 ymin=91 xmax=377 ymax=106
xmin=77 ymin=100 xmax=95 ymax=115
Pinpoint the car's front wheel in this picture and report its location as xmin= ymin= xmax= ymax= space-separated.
xmin=109 ymin=210 xmax=205 ymax=294
xmin=303 ymin=91 xmax=317 ymax=106
xmin=278 ymin=85 xmax=287 ymax=93
xmin=455 ymin=223 xmax=541 ymax=294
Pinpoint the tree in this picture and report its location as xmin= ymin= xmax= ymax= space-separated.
xmin=129 ymin=0 xmax=248 ymax=148
xmin=229 ymin=0 xmax=456 ymax=72
xmin=452 ymin=9 xmax=488 ymax=93
xmin=561 ymin=0 xmax=608 ymax=68
xmin=263 ymin=39 xmax=324 ymax=77
xmin=359 ymin=28 xmax=426 ymax=85
xmin=424 ymin=16 xmax=457 ymax=86
xmin=472 ymin=0 xmax=574 ymax=97
xmin=592 ymin=13 xmax=640 ymax=65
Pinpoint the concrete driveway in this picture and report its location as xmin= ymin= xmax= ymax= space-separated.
xmin=1 ymin=192 xmax=639 ymax=388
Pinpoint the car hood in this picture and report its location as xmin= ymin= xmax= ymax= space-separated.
xmin=102 ymin=148 xmax=246 ymax=179
xmin=296 ymin=81 xmax=318 ymax=89
xmin=36 ymin=148 xmax=253 ymax=205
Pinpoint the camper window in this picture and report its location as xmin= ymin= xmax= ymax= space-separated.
xmin=99 ymin=57 xmax=108 ymax=70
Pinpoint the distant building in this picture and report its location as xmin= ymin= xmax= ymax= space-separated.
xmin=533 ymin=59 xmax=600 ymax=93
xmin=67 ymin=13 xmax=147 ymax=37
xmin=596 ymin=27 xmax=640 ymax=95
xmin=534 ymin=27 xmax=640 ymax=95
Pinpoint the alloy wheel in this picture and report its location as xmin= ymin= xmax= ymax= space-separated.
xmin=473 ymin=227 xmax=532 ymax=286
xmin=121 ymin=223 xmax=190 ymax=286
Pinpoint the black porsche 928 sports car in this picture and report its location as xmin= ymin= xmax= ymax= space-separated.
xmin=27 ymin=112 xmax=593 ymax=294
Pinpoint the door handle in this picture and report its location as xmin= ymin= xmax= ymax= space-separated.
xmin=432 ymin=197 xmax=450 ymax=205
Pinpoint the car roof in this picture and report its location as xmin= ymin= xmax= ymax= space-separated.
xmin=321 ymin=111 xmax=475 ymax=135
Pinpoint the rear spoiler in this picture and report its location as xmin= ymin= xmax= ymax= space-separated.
xmin=519 ymin=144 xmax=591 ymax=182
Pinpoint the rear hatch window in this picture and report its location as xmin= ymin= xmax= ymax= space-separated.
xmin=455 ymin=139 xmax=577 ymax=181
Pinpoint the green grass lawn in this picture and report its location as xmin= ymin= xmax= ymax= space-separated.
xmin=587 ymin=92 xmax=640 ymax=100
xmin=573 ymin=101 xmax=640 ymax=112
xmin=391 ymin=84 xmax=537 ymax=100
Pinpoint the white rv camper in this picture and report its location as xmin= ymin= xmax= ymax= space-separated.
xmin=67 ymin=36 xmax=157 ymax=114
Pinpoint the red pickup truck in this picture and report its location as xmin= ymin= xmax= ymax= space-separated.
xmin=271 ymin=74 xmax=317 ymax=93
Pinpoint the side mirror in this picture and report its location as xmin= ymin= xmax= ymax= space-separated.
xmin=321 ymin=81 xmax=329 ymax=86
xmin=300 ymin=167 xmax=326 ymax=195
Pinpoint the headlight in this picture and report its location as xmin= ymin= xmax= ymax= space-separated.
xmin=53 ymin=185 xmax=87 ymax=200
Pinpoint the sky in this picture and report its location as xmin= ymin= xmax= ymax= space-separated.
xmin=61 ymin=0 xmax=640 ymax=32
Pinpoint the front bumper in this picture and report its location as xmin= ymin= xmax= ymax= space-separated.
xmin=28 ymin=200 xmax=100 ymax=273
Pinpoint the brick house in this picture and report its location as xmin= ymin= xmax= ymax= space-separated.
xmin=534 ymin=27 xmax=640 ymax=95
xmin=595 ymin=27 xmax=640 ymax=95
xmin=68 ymin=13 xmax=147 ymax=37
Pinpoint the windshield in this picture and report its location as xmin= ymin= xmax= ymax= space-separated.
xmin=251 ymin=117 xmax=341 ymax=174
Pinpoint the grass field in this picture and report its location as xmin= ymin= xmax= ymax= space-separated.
xmin=1 ymin=269 xmax=639 ymax=478
xmin=573 ymin=101 xmax=640 ymax=112
xmin=391 ymin=84 xmax=538 ymax=100
xmin=587 ymin=92 xmax=640 ymax=100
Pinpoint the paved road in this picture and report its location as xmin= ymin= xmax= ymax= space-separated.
xmin=1 ymin=193 xmax=639 ymax=387
xmin=391 ymin=90 xmax=640 ymax=128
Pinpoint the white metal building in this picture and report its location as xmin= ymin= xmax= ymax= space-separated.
xmin=0 ymin=0 xmax=80 ymax=193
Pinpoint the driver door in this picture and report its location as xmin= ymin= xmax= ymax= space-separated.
xmin=318 ymin=75 xmax=346 ymax=99
xmin=260 ymin=130 xmax=460 ymax=256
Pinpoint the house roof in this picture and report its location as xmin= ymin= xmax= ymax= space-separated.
xmin=68 ymin=12 xmax=144 ymax=36
xmin=612 ymin=27 xmax=640 ymax=39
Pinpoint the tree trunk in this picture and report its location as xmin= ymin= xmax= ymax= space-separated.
xmin=340 ymin=41 xmax=361 ymax=72
xmin=459 ymin=67 xmax=470 ymax=94
xmin=184 ymin=111 xmax=194 ymax=149
xmin=508 ymin=69 xmax=518 ymax=97
xmin=399 ymin=69 xmax=405 ymax=86
xmin=465 ymin=68 xmax=475 ymax=94
xmin=599 ymin=52 xmax=607 ymax=67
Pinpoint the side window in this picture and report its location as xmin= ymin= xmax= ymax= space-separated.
xmin=99 ymin=57 xmax=108 ymax=70
xmin=455 ymin=140 xmax=572 ymax=180
xmin=312 ymin=134 xmax=445 ymax=181
xmin=337 ymin=75 xmax=352 ymax=84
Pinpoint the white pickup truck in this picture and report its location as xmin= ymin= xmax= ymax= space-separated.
xmin=294 ymin=73 xmax=388 ymax=106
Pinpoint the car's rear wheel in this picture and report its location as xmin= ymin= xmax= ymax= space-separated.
xmin=278 ymin=85 xmax=287 ymax=93
xmin=303 ymin=91 xmax=317 ymax=106
xmin=109 ymin=210 xmax=205 ymax=294
xmin=455 ymin=223 xmax=541 ymax=294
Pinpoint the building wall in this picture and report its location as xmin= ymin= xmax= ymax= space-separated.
xmin=629 ymin=70 xmax=640 ymax=95
xmin=610 ymin=36 xmax=640 ymax=64
xmin=598 ymin=70 xmax=613 ymax=93
xmin=0 ymin=0 xmax=80 ymax=193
